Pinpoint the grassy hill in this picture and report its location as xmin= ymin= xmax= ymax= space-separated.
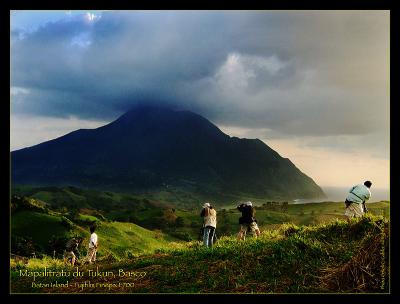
xmin=12 ymin=211 xmax=71 ymax=249
xmin=11 ymin=186 xmax=390 ymax=247
xmin=96 ymin=221 xmax=181 ymax=259
xmin=10 ymin=214 xmax=389 ymax=293
xmin=10 ymin=187 xmax=390 ymax=293
xmin=11 ymin=196 xmax=182 ymax=260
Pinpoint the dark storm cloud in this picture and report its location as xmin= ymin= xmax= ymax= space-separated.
xmin=11 ymin=11 xmax=389 ymax=137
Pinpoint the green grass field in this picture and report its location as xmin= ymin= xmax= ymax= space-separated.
xmin=10 ymin=186 xmax=390 ymax=293
xmin=95 ymin=221 xmax=183 ymax=259
xmin=11 ymin=186 xmax=390 ymax=254
xmin=10 ymin=214 xmax=389 ymax=293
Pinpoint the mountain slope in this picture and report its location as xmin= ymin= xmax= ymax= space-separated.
xmin=11 ymin=106 xmax=325 ymax=200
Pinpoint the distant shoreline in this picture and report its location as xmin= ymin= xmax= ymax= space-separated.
xmin=289 ymin=199 xmax=389 ymax=205
xmin=289 ymin=186 xmax=390 ymax=204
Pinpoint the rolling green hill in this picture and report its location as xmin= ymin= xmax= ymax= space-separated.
xmin=10 ymin=214 xmax=389 ymax=293
xmin=11 ymin=186 xmax=390 ymax=244
xmin=10 ymin=195 xmax=182 ymax=260
xmin=10 ymin=189 xmax=390 ymax=293
xmin=96 ymin=221 xmax=182 ymax=259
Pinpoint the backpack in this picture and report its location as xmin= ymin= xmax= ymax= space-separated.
xmin=65 ymin=239 xmax=77 ymax=251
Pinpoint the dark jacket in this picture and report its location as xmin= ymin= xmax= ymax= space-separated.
xmin=65 ymin=239 xmax=81 ymax=257
xmin=201 ymin=206 xmax=216 ymax=217
xmin=237 ymin=204 xmax=255 ymax=224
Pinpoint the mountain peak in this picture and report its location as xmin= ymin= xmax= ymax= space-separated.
xmin=11 ymin=107 xmax=326 ymax=201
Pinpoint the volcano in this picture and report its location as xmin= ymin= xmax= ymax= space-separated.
xmin=11 ymin=106 xmax=326 ymax=200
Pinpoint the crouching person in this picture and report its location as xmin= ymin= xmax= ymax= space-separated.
xmin=63 ymin=236 xmax=83 ymax=266
xmin=344 ymin=180 xmax=372 ymax=222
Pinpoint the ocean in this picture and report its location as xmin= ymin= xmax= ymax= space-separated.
xmin=291 ymin=186 xmax=390 ymax=204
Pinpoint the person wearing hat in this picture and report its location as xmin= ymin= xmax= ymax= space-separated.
xmin=344 ymin=180 xmax=372 ymax=221
xmin=200 ymin=202 xmax=217 ymax=247
xmin=237 ymin=201 xmax=261 ymax=240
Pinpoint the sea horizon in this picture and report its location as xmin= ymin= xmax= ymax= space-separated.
xmin=290 ymin=185 xmax=390 ymax=204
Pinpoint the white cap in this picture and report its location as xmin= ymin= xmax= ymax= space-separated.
xmin=245 ymin=201 xmax=252 ymax=206
xmin=203 ymin=202 xmax=210 ymax=208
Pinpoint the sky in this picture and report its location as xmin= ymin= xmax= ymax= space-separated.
xmin=10 ymin=10 xmax=390 ymax=190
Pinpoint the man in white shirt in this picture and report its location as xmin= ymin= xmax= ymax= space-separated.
xmin=344 ymin=180 xmax=372 ymax=220
xmin=87 ymin=226 xmax=98 ymax=264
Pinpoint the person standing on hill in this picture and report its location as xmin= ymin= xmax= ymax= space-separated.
xmin=344 ymin=180 xmax=372 ymax=221
xmin=87 ymin=226 xmax=98 ymax=264
xmin=200 ymin=203 xmax=217 ymax=248
xmin=237 ymin=201 xmax=261 ymax=240
xmin=63 ymin=236 xmax=83 ymax=266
